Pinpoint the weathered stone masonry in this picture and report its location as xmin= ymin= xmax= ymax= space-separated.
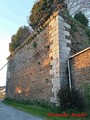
xmin=6 ymin=11 xmax=71 ymax=104
xmin=6 ymin=11 xmax=90 ymax=104
xmin=6 ymin=26 xmax=53 ymax=101
xmin=70 ymin=47 xmax=90 ymax=91
xmin=49 ymin=14 xmax=71 ymax=103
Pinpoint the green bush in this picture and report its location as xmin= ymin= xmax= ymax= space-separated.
xmin=85 ymin=28 xmax=90 ymax=44
xmin=57 ymin=87 xmax=86 ymax=111
xmin=85 ymin=28 xmax=90 ymax=38
xmin=74 ymin=12 xmax=89 ymax=27
xmin=70 ymin=23 xmax=78 ymax=32
xmin=9 ymin=26 xmax=31 ymax=53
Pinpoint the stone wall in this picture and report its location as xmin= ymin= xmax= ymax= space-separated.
xmin=6 ymin=11 xmax=71 ymax=104
xmin=70 ymin=47 xmax=90 ymax=90
xmin=48 ymin=14 xmax=71 ymax=103
xmin=6 ymin=10 xmax=90 ymax=104
xmin=6 ymin=25 xmax=53 ymax=101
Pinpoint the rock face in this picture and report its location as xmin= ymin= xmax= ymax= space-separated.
xmin=6 ymin=11 xmax=90 ymax=104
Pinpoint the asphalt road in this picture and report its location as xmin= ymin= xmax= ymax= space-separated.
xmin=0 ymin=101 xmax=43 ymax=120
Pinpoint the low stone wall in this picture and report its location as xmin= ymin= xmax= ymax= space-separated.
xmin=70 ymin=47 xmax=90 ymax=91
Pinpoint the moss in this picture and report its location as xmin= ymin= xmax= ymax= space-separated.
xmin=32 ymin=41 xmax=37 ymax=48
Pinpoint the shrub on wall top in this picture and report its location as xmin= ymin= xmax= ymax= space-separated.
xmin=9 ymin=26 xmax=31 ymax=53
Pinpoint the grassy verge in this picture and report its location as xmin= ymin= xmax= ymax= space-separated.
xmin=2 ymin=98 xmax=90 ymax=120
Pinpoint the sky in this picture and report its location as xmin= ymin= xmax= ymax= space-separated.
xmin=0 ymin=0 xmax=34 ymax=86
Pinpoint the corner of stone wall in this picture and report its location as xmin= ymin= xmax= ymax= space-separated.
xmin=58 ymin=15 xmax=71 ymax=88
xmin=49 ymin=12 xmax=71 ymax=105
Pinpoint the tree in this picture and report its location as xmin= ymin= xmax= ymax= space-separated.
xmin=28 ymin=0 xmax=66 ymax=29
xmin=29 ymin=0 xmax=54 ymax=29
xmin=9 ymin=26 xmax=31 ymax=53
xmin=65 ymin=0 xmax=90 ymax=16
xmin=74 ymin=12 xmax=89 ymax=26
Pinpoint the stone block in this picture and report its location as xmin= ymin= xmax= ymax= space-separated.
xmin=64 ymin=31 xmax=70 ymax=36
xmin=60 ymin=53 xmax=69 ymax=59
xmin=61 ymin=46 xmax=71 ymax=51
xmin=53 ymin=68 xmax=58 ymax=74
xmin=54 ymin=92 xmax=59 ymax=98
xmin=52 ymin=46 xmax=59 ymax=52
xmin=52 ymin=87 xmax=57 ymax=92
xmin=60 ymin=50 xmax=70 ymax=55
xmin=65 ymin=39 xmax=71 ymax=44
xmin=50 ymin=44 xmax=54 ymax=50
xmin=53 ymin=53 xmax=59 ymax=59
xmin=64 ymin=22 xmax=71 ymax=29
xmin=54 ymin=73 xmax=60 ymax=78
xmin=60 ymin=42 xmax=67 ymax=47
xmin=59 ymin=28 xmax=63 ymax=34
xmin=57 ymin=15 xmax=64 ymax=21
xmin=60 ymin=59 xmax=67 ymax=63
xmin=49 ymin=19 xmax=55 ymax=26
xmin=53 ymin=38 xmax=59 ymax=44
xmin=53 ymin=82 xmax=60 ymax=89
xmin=59 ymin=34 xmax=65 ymax=40
xmin=50 ymin=97 xmax=57 ymax=103
xmin=49 ymin=53 xmax=53 ymax=57
xmin=51 ymin=78 xmax=54 ymax=83
xmin=49 ymin=38 xmax=53 ymax=42
xmin=49 ymin=69 xmax=53 ymax=75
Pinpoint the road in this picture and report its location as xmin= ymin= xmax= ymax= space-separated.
xmin=0 ymin=101 xmax=43 ymax=120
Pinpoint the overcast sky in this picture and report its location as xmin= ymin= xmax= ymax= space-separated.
xmin=0 ymin=0 xmax=34 ymax=86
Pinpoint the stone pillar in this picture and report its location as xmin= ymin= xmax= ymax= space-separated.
xmin=49 ymin=14 xmax=61 ymax=104
xmin=49 ymin=12 xmax=71 ymax=104
xmin=58 ymin=15 xmax=71 ymax=88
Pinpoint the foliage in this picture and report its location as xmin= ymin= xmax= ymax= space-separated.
xmin=85 ymin=28 xmax=90 ymax=38
xmin=57 ymin=87 xmax=86 ymax=111
xmin=66 ymin=0 xmax=90 ymax=17
xmin=4 ymin=98 xmax=56 ymax=111
xmin=32 ymin=41 xmax=37 ymax=48
xmin=70 ymin=23 xmax=78 ymax=38
xmin=9 ymin=26 xmax=31 ymax=53
xmin=3 ymin=98 xmax=89 ymax=120
xmin=74 ymin=12 xmax=89 ymax=27
xmin=29 ymin=0 xmax=54 ymax=29
xmin=70 ymin=23 xmax=78 ymax=32
xmin=82 ymin=83 xmax=90 ymax=110
xmin=85 ymin=28 xmax=90 ymax=44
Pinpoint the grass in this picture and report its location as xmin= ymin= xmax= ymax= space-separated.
xmin=0 ymin=94 xmax=5 ymax=99
xmin=3 ymin=98 xmax=90 ymax=120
